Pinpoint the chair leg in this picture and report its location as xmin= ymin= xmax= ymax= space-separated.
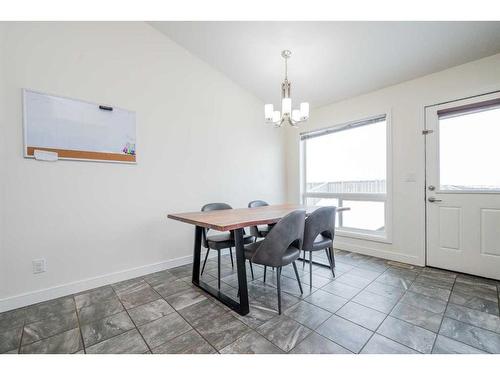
xmin=329 ymin=248 xmax=336 ymax=278
xmin=276 ymin=267 xmax=282 ymax=314
xmin=309 ymin=251 xmax=313 ymax=289
xmin=292 ymin=261 xmax=303 ymax=295
xmin=263 ymin=266 xmax=267 ymax=283
xmin=229 ymin=247 xmax=234 ymax=268
xmin=249 ymin=260 xmax=254 ymax=280
xmin=201 ymin=248 xmax=210 ymax=275
xmin=217 ymin=251 xmax=221 ymax=290
xmin=326 ymin=248 xmax=335 ymax=278
xmin=302 ymin=251 xmax=306 ymax=268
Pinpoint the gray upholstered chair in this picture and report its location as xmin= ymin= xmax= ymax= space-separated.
xmin=302 ymin=206 xmax=337 ymax=287
xmin=244 ymin=210 xmax=305 ymax=314
xmin=200 ymin=203 xmax=254 ymax=289
xmin=248 ymin=200 xmax=272 ymax=239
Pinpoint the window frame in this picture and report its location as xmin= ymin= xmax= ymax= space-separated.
xmin=300 ymin=112 xmax=393 ymax=243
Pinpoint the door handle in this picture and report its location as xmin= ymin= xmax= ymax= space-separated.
xmin=428 ymin=197 xmax=442 ymax=203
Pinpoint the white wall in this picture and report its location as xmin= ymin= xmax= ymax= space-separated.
xmin=0 ymin=22 xmax=286 ymax=312
xmin=0 ymin=23 xmax=7 ymax=301
xmin=286 ymin=53 xmax=500 ymax=266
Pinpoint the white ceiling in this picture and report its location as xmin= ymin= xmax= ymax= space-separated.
xmin=150 ymin=21 xmax=500 ymax=108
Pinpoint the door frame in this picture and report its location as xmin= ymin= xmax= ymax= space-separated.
xmin=423 ymin=88 xmax=500 ymax=268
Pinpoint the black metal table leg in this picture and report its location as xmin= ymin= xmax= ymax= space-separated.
xmin=233 ymin=228 xmax=249 ymax=315
xmin=192 ymin=226 xmax=202 ymax=284
xmin=191 ymin=225 xmax=249 ymax=316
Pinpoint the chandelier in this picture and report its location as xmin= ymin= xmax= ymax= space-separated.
xmin=264 ymin=50 xmax=309 ymax=127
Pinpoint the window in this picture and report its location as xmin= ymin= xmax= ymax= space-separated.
xmin=301 ymin=115 xmax=389 ymax=239
xmin=438 ymin=100 xmax=500 ymax=191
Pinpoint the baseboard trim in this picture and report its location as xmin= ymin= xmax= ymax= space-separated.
xmin=0 ymin=250 xmax=222 ymax=313
xmin=334 ymin=241 xmax=423 ymax=266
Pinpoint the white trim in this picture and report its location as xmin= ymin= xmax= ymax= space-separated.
xmin=0 ymin=249 xmax=223 ymax=313
xmin=334 ymin=241 xmax=422 ymax=266
xmin=299 ymin=110 xmax=393 ymax=243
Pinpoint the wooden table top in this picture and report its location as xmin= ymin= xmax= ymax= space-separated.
xmin=168 ymin=204 xmax=349 ymax=231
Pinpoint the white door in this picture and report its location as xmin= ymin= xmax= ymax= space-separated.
xmin=425 ymin=92 xmax=500 ymax=280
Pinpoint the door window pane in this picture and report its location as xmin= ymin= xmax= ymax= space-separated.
xmin=342 ymin=201 xmax=385 ymax=232
xmin=439 ymin=106 xmax=500 ymax=190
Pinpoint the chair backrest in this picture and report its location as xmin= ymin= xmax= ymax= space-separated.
xmin=248 ymin=200 xmax=269 ymax=208
xmin=252 ymin=210 xmax=306 ymax=267
xmin=201 ymin=203 xmax=232 ymax=248
xmin=302 ymin=206 xmax=336 ymax=251
xmin=248 ymin=200 xmax=269 ymax=237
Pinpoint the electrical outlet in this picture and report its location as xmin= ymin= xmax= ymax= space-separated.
xmin=32 ymin=259 xmax=46 ymax=274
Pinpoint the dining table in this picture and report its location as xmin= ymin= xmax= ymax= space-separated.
xmin=167 ymin=203 xmax=349 ymax=316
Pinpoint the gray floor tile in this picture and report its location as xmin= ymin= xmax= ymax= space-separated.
xmin=300 ymin=273 xmax=332 ymax=288
xmin=232 ymin=301 xmax=278 ymax=329
xmin=399 ymin=291 xmax=447 ymax=314
xmin=409 ymin=282 xmax=451 ymax=302
xmin=257 ymin=289 xmax=301 ymax=312
xmin=191 ymin=312 xmax=251 ymax=350
xmin=114 ymin=281 xmax=161 ymax=309
xmin=414 ymin=274 xmax=455 ymax=290
xmin=284 ymin=301 xmax=332 ymax=329
xmin=111 ymin=277 xmax=144 ymax=293
xmin=74 ymin=286 xmax=117 ymax=309
xmin=365 ymin=281 xmax=406 ymax=299
xmin=361 ymin=333 xmax=418 ymax=354
xmin=321 ymin=280 xmax=362 ymax=299
xmin=178 ymin=299 xmax=227 ymax=326
xmin=390 ymin=302 xmax=443 ymax=333
xmin=86 ymin=329 xmax=148 ymax=354
xmin=20 ymin=328 xmax=82 ymax=354
xmin=165 ymin=288 xmax=207 ymax=310
xmin=346 ymin=267 xmax=382 ymax=281
xmin=77 ymin=296 xmax=124 ymax=324
xmin=421 ymin=268 xmax=457 ymax=281
xmin=304 ymin=289 xmax=348 ymax=313
xmin=432 ymin=334 xmax=487 ymax=354
xmin=333 ymin=274 xmax=372 ymax=289
xmin=0 ymin=326 xmax=22 ymax=353
xmin=128 ymin=299 xmax=175 ymax=326
xmin=453 ymin=282 xmax=498 ymax=302
xmin=143 ymin=270 xmax=177 ymax=288
xmin=455 ymin=275 xmax=498 ymax=290
xmin=22 ymin=311 xmax=78 ymax=345
xmin=81 ymin=311 xmax=135 ymax=347
xmin=315 ymin=315 xmax=372 ymax=353
xmin=153 ymin=279 xmax=192 ymax=298
xmin=138 ymin=312 xmax=192 ymax=349
xmin=290 ymin=332 xmax=352 ymax=353
xmin=377 ymin=316 xmax=436 ymax=353
xmin=219 ymin=331 xmax=283 ymax=354
xmin=336 ymin=302 xmax=386 ymax=331
xmin=449 ymin=291 xmax=499 ymax=315
xmin=439 ymin=317 xmax=500 ymax=353
xmin=0 ymin=308 xmax=26 ymax=331
xmin=257 ymin=315 xmax=311 ymax=352
xmin=352 ymin=290 xmax=399 ymax=314
xmin=24 ymin=296 xmax=76 ymax=324
xmin=168 ymin=264 xmax=193 ymax=279
xmin=445 ymin=303 xmax=500 ymax=333
xmin=375 ymin=273 xmax=414 ymax=290
xmin=152 ymin=329 xmax=216 ymax=354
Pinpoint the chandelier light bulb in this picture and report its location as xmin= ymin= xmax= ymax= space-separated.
xmin=264 ymin=50 xmax=309 ymax=127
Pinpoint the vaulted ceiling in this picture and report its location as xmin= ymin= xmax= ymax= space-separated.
xmin=150 ymin=21 xmax=500 ymax=108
